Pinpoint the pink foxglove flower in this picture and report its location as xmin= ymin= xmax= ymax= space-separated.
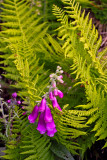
xmin=59 ymin=75 xmax=63 ymax=79
xmin=57 ymin=90 xmax=63 ymax=98
xmin=54 ymin=89 xmax=58 ymax=96
xmin=57 ymin=76 xmax=64 ymax=83
xmin=37 ymin=112 xmax=46 ymax=134
xmin=7 ymin=99 xmax=11 ymax=103
xmin=39 ymin=98 xmax=46 ymax=112
xmin=28 ymin=105 xmax=39 ymax=123
xmin=46 ymin=118 xmax=56 ymax=131
xmin=22 ymin=112 xmax=27 ymax=115
xmin=44 ymin=105 xmax=53 ymax=123
xmin=17 ymin=100 xmax=21 ymax=105
xmin=12 ymin=92 xmax=17 ymax=98
xmin=52 ymin=81 xmax=56 ymax=88
xmin=52 ymin=97 xmax=62 ymax=111
xmin=47 ymin=128 xmax=57 ymax=137
xmin=54 ymin=89 xmax=63 ymax=98
xmin=49 ymin=91 xmax=54 ymax=100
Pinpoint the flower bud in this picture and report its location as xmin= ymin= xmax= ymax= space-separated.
xmin=22 ymin=112 xmax=27 ymax=115
xmin=60 ymin=70 xmax=63 ymax=73
xmin=59 ymin=75 xmax=63 ymax=79
xmin=7 ymin=99 xmax=11 ymax=103
xmin=49 ymin=91 xmax=54 ymax=100
xmin=12 ymin=92 xmax=17 ymax=98
xmin=17 ymin=100 xmax=21 ymax=105
xmin=57 ymin=76 xmax=64 ymax=83
xmin=49 ymin=74 xmax=55 ymax=78
xmin=52 ymin=81 xmax=56 ymax=88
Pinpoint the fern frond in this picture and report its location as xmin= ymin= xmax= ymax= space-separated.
xmin=53 ymin=0 xmax=105 ymax=75
xmin=0 ymin=0 xmax=48 ymax=83
xmin=52 ymin=0 xmax=107 ymax=150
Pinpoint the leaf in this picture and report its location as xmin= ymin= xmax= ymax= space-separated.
xmin=50 ymin=141 xmax=75 ymax=160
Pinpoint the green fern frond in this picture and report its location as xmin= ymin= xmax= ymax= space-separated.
xmin=0 ymin=0 xmax=48 ymax=82
xmin=53 ymin=0 xmax=105 ymax=75
xmin=52 ymin=0 xmax=107 ymax=151
xmin=50 ymin=107 xmax=87 ymax=154
xmin=20 ymin=124 xmax=54 ymax=160
xmin=2 ymin=108 xmax=54 ymax=160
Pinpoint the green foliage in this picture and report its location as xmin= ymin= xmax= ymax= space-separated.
xmin=52 ymin=0 xmax=107 ymax=157
xmin=0 ymin=0 xmax=48 ymax=81
xmin=50 ymin=141 xmax=75 ymax=160
xmin=0 ymin=0 xmax=107 ymax=160
xmin=2 ymin=109 xmax=54 ymax=160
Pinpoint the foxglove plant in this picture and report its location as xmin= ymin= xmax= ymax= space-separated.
xmin=28 ymin=66 xmax=64 ymax=137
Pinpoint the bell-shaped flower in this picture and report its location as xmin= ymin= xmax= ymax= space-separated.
xmin=59 ymin=75 xmax=63 ymax=79
xmin=52 ymin=81 xmax=56 ymax=88
xmin=47 ymin=128 xmax=57 ymax=137
xmin=12 ymin=92 xmax=17 ymax=98
xmin=17 ymin=100 xmax=21 ymax=105
xmin=37 ymin=112 xmax=46 ymax=134
xmin=57 ymin=90 xmax=63 ymax=98
xmin=53 ymin=89 xmax=58 ymax=96
xmin=7 ymin=99 xmax=11 ymax=103
xmin=39 ymin=98 xmax=46 ymax=112
xmin=28 ymin=105 xmax=39 ymax=123
xmin=52 ymin=97 xmax=62 ymax=111
xmin=44 ymin=105 xmax=53 ymax=123
xmin=22 ymin=112 xmax=27 ymax=116
xmin=54 ymin=89 xmax=63 ymax=98
xmin=49 ymin=91 xmax=54 ymax=100
xmin=57 ymin=75 xmax=64 ymax=83
xmin=46 ymin=118 xmax=56 ymax=131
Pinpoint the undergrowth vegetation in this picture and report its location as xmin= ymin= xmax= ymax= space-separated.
xmin=0 ymin=0 xmax=107 ymax=160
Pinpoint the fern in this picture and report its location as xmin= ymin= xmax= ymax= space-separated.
xmin=2 ymin=108 xmax=54 ymax=160
xmin=0 ymin=0 xmax=48 ymax=81
xmin=53 ymin=0 xmax=107 ymax=154
xmin=52 ymin=0 xmax=107 ymax=156
xmin=1 ymin=0 xmax=107 ymax=159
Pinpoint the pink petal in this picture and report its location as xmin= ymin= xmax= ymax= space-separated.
xmin=44 ymin=105 xmax=53 ymax=123
xmin=39 ymin=98 xmax=46 ymax=112
xmin=57 ymin=90 xmax=63 ymax=98
xmin=17 ymin=100 xmax=21 ymax=105
xmin=52 ymin=97 xmax=62 ymax=111
xmin=54 ymin=89 xmax=58 ymax=96
xmin=59 ymin=79 xmax=64 ymax=83
xmin=28 ymin=105 xmax=39 ymax=123
xmin=46 ymin=118 xmax=56 ymax=131
xmin=47 ymin=128 xmax=57 ymax=137
xmin=12 ymin=92 xmax=17 ymax=98
xmin=37 ymin=112 xmax=46 ymax=134
xmin=52 ymin=81 xmax=56 ymax=88
xmin=59 ymin=75 xmax=63 ymax=79
xmin=22 ymin=112 xmax=27 ymax=116
xmin=7 ymin=99 xmax=11 ymax=103
xmin=49 ymin=91 xmax=54 ymax=100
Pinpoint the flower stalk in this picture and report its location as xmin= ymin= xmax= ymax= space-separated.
xmin=28 ymin=66 xmax=64 ymax=137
